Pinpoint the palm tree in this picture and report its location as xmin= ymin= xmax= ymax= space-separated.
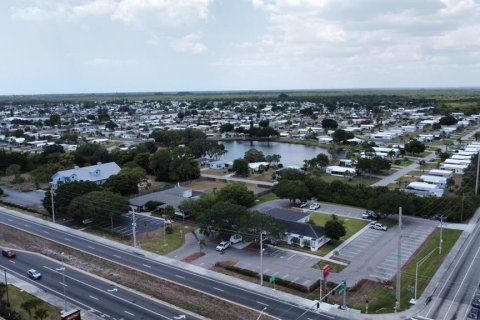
xmin=34 ymin=308 xmax=49 ymax=320
xmin=198 ymin=239 xmax=206 ymax=253
xmin=21 ymin=299 xmax=40 ymax=320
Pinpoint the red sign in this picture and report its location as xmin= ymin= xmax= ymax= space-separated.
xmin=322 ymin=265 xmax=331 ymax=279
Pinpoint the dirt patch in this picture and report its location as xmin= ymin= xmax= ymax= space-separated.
xmin=182 ymin=252 xmax=206 ymax=263
xmin=0 ymin=223 xmax=274 ymax=320
xmin=188 ymin=179 xmax=269 ymax=195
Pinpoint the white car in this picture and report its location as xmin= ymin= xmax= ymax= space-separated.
xmin=309 ymin=203 xmax=321 ymax=210
xmin=216 ymin=241 xmax=231 ymax=251
xmin=370 ymin=223 xmax=387 ymax=231
xmin=27 ymin=269 xmax=42 ymax=280
xmin=229 ymin=234 xmax=243 ymax=244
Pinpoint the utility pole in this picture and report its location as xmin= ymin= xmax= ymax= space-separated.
xmin=439 ymin=215 xmax=444 ymax=255
xmin=475 ymin=150 xmax=480 ymax=195
xmin=51 ymin=187 xmax=56 ymax=223
xmin=260 ymin=232 xmax=263 ymax=286
xmin=461 ymin=193 xmax=465 ymax=223
xmin=342 ymin=280 xmax=347 ymax=310
xmin=396 ymin=207 xmax=402 ymax=312
xmin=4 ymin=269 xmax=10 ymax=307
xmin=56 ymin=253 xmax=67 ymax=312
xmin=131 ymin=210 xmax=137 ymax=248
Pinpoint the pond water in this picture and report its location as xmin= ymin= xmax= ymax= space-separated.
xmin=220 ymin=140 xmax=329 ymax=167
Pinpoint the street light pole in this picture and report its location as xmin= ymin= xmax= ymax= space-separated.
xmin=131 ymin=210 xmax=137 ymax=248
xmin=395 ymin=207 xmax=402 ymax=312
xmin=475 ymin=150 xmax=480 ymax=195
xmin=260 ymin=232 xmax=263 ymax=286
xmin=51 ymin=187 xmax=56 ymax=223
xmin=58 ymin=252 xmax=67 ymax=312
xmin=414 ymin=247 xmax=438 ymax=302
xmin=439 ymin=215 xmax=444 ymax=255
xmin=4 ymin=269 xmax=10 ymax=307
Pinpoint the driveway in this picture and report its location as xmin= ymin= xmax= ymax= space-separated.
xmin=0 ymin=186 xmax=45 ymax=208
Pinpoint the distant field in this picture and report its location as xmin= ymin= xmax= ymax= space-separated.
xmin=1 ymin=88 xmax=480 ymax=105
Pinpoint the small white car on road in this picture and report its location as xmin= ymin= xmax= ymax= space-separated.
xmin=309 ymin=203 xmax=321 ymax=210
xmin=370 ymin=222 xmax=387 ymax=231
xmin=216 ymin=241 xmax=231 ymax=251
xmin=27 ymin=269 xmax=42 ymax=280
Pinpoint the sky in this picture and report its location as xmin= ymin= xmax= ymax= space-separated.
xmin=1 ymin=0 xmax=479 ymax=94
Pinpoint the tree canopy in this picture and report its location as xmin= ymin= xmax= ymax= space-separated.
xmin=215 ymin=183 xmax=255 ymax=207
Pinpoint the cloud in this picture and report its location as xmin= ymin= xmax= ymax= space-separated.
xmin=172 ymin=34 xmax=207 ymax=54
xmin=11 ymin=0 xmax=212 ymax=27
xmin=84 ymin=57 xmax=138 ymax=66
xmin=243 ymin=0 xmax=480 ymax=73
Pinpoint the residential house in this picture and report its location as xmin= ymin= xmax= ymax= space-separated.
xmin=50 ymin=162 xmax=121 ymax=190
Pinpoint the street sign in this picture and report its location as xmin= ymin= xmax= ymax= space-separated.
xmin=322 ymin=265 xmax=331 ymax=279
xmin=338 ymin=287 xmax=345 ymax=295
xmin=269 ymin=276 xmax=276 ymax=283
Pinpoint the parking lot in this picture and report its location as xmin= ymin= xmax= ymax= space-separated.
xmin=369 ymin=222 xmax=435 ymax=282
xmin=329 ymin=216 xmax=437 ymax=286
xmin=96 ymin=213 xmax=168 ymax=236
xmin=336 ymin=228 xmax=384 ymax=261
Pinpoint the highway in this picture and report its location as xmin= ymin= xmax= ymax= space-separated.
xmin=0 ymin=251 xmax=195 ymax=320
xmin=421 ymin=215 xmax=480 ymax=320
xmin=0 ymin=207 xmax=344 ymax=320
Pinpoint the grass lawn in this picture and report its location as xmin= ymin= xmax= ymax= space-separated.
xmin=347 ymin=228 xmax=461 ymax=313
xmin=1 ymin=284 xmax=61 ymax=319
xmin=138 ymin=222 xmax=197 ymax=255
xmin=309 ymin=213 xmax=369 ymax=256
xmin=255 ymin=192 xmax=279 ymax=204
xmin=315 ymin=260 xmax=347 ymax=273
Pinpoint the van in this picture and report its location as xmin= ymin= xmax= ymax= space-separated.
xmin=2 ymin=249 xmax=16 ymax=258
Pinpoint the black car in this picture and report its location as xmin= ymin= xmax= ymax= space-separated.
xmin=473 ymin=295 xmax=480 ymax=308
xmin=468 ymin=307 xmax=479 ymax=320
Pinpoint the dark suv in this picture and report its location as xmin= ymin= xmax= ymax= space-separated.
xmin=2 ymin=249 xmax=16 ymax=258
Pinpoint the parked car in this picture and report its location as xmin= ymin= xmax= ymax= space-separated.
xmin=370 ymin=222 xmax=387 ymax=231
xmin=473 ymin=295 xmax=480 ymax=308
xmin=362 ymin=211 xmax=379 ymax=220
xmin=27 ymin=269 xmax=42 ymax=280
xmin=298 ymin=202 xmax=308 ymax=208
xmin=2 ymin=249 xmax=16 ymax=258
xmin=468 ymin=307 xmax=479 ymax=320
xmin=309 ymin=203 xmax=321 ymax=210
xmin=229 ymin=234 xmax=243 ymax=244
xmin=216 ymin=241 xmax=231 ymax=251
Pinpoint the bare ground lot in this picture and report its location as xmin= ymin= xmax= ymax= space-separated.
xmin=0 ymin=223 xmax=274 ymax=320
xmin=186 ymin=179 xmax=270 ymax=195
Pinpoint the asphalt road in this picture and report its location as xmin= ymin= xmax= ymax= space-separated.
xmin=0 ymin=207 xmax=345 ymax=320
xmin=0 ymin=251 xmax=194 ymax=320
xmin=422 ymin=217 xmax=480 ymax=320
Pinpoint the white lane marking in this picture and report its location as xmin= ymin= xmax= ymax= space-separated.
xmin=142 ymin=264 xmax=151 ymax=268
xmin=43 ymin=230 xmax=50 ymax=234
xmin=7 ymin=219 xmax=13 ymax=222
xmin=113 ymin=254 xmax=121 ymax=258
xmin=175 ymin=274 xmax=185 ymax=279
xmin=24 ymin=224 xmax=31 ymax=228
xmin=2 ymin=211 xmax=310 ymax=316
xmin=59 ymin=282 xmax=68 ymax=287
xmin=256 ymin=301 xmax=269 ymax=306
xmin=124 ymin=310 xmax=135 ymax=316
xmin=213 ymin=287 xmax=224 ymax=292
xmin=89 ymin=295 xmax=99 ymax=301
xmin=87 ymin=246 xmax=95 ymax=249
xmin=64 ymin=238 xmax=71 ymax=242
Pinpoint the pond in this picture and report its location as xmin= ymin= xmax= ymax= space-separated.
xmin=220 ymin=140 xmax=329 ymax=167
